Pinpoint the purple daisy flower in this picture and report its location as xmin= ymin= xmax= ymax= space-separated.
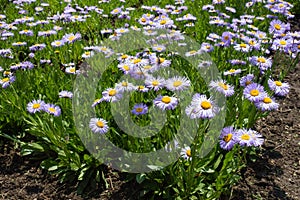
xmin=131 ymin=103 xmax=148 ymax=115
xmin=44 ymin=104 xmax=62 ymax=117
xmin=0 ymin=76 xmax=15 ymax=88
xmin=249 ymin=56 xmax=272 ymax=73
xmin=145 ymin=76 xmax=165 ymax=91
xmin=254 ymin=96 xmax=279 ymax=111
xmin=240 ymin=74 xmax=255 ymax=87
xmin=209 ymin=80 xmax=235 ymax=97
xmin=62 ymin=33 xmax=81 ymax=44
xmin=185 ymin=94 xmax=219 ymax=119
xmin=29 ymin=43 xmax=46 ymax=52
xmin=243 ymin=83 xmax=267 ymax=102
xmin=229 ymin=59 xmax=247 ymax=66
xmin=221 ymin=32 xmax=233 ymax=47
xmin=89 ymin=118 xmax=109 ymax=134
xmin=219 ymin=126 xmax=237 ymax=150
xmin=234 ymin=129 xmax=254 ymax=147
xmin=27 ymin=100 xmax=45 ymax=114
xmin=154 ymin=95 xmax=178 ymax=110
xmin=102 ymin=88 xmax=123 ymax=102
xmin=269 ymin=19 xmax=288 ymax=34
xmin=268 ymin=79 xmax=290 ymax=96
xmin=59 ymin=90 xmax=73 ymax=98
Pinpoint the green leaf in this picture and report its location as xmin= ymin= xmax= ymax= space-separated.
xmin=136 ymin=173 xmax=146 ymax=184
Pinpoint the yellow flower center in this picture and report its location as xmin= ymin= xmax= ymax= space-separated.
xmin=229 ymin=69 xmax=236 ymax=73
xmin=275 ymin=81 xmax=282 ymax=86
xmin=2 ymin=78 xmax=9 ymax=82
xmin=201 ymin=101 xmax=211 ymax=110
xmin=189 ymin=50 xmax=197 ymax=54
xmin=250 ymin=89 xmax=259 ymax=96
xmin=257 ymin=57 xmax=266 ymax=63
xmin=152 ymin=80 xmax=159 ymax=86
xmin=223 ymin=133 xmax=233 ymax=142
xmin=141 ymin=18 xmax=146 ymax=22
xmin=274 ymin=24 xmax=281 ymax=30
xmin=263 ymin=97 xmax=272 ymax=104
xmin=160 ymin=20 xmax=167 ymax=25
xmin=96 ymin=121 xmax=104 ymax=128
xmin=33 ymin=103 xmax=40 ymax=109
xmin=138 ymin=86 xmax=145 ymax=90
xmin=173 ymin=81 xmax=182 ymax=87
xmin=186 ymin=149 xmax=191 ymax=157
xmin=135 ymin=107 xmax=143 ymax=112
xmin=68 ymin=36 xmax=75 ymax=41
xmin=123 ymin=65 xmax=130 ymax=71
xmin=121 ymin=54 xmax=128 ymax=59
xmin=241 ymin=134 xmax=250 ymax=140
xmin=49 ymin=107 xmax=56 ymax=113
xmin=113 ymin=9 xmax=119 ymax=13
xmin=133 ymin=58 xmax=141 ymax=64
xmin=240 ymin=43 xmax=247 ymax=48
xmin=161 ymin=96 xmax=171 ymax=104
xmin=218 ymin=82 xmax=228 ymax=90
xmin=280 ymin=40 xmax=287 ymax=45
xmin=249 ymin=40 xmax=255 ymax=45
xmin=159 ymin=57 xmax=165 ymax=63
xmin=4 ymin=71 xmax=11 ymax=75
xmin=121 ymin=82 xmax=128 ymax=87
xmin=224 ymin=36 xmax=229 ymax=40
xmin=108 ymin=89 xmax=117 ymax=96
xmin=143 ymin=65 xmax=152 ymax=69
xmin=69 ymin=68 xmax=76 ymax=73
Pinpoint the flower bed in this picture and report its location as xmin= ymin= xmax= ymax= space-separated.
xmin=0 ymin=0 xmax=299 ymax=199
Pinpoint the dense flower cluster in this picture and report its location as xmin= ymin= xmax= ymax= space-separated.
xmin=0 ymin=0 xmax=296 ymax=154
